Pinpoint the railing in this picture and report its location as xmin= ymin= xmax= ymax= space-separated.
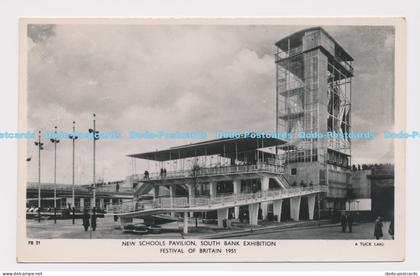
xmin=275 ymin=46 xmax=303 ymax=61
xmin=135 ymin=163 xmax=285 ymax=182
xmin=27 ymin=183 xmax=85 ymax=191
xmin=195 ymin=163 xmax=284 ymax=177
xmin=335 ymin=55 xmax=354 ymax=74
xmin=107 ymin=185 xmax=328 ymax=214
xmin=276 ymin=174 xmax=291 ymax=188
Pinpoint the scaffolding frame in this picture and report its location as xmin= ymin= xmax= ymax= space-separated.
xmin=275 ymin=28 xmax=353 ymax=190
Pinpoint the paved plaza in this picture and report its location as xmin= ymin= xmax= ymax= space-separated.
xmin=230 ymin=221 xmax=393 ymax=240
xmin=26 ymin=216 xmax=393 ymax=240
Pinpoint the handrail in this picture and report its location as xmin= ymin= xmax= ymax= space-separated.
xmin=275 ymin=46 xmax=303 ymax=61
xmin=107 ymin=185 xmax=327 ymax=214
xmin=135 ymin=163 xmax=284 ymax=181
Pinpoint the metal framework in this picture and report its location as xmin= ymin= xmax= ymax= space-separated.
xmin=275 ymin=27 xmax=353 ymax=199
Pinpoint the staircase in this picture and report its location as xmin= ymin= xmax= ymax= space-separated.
xmin=273 ymin=175 xmax=290 ymax=190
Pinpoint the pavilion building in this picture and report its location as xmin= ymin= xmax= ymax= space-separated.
xmin=108 ymin=137 xmax=327 ymax=234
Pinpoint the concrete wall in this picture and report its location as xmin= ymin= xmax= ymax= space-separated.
xmin=351 ymin=169 xmax=372 ymax=198
xmin=327 ymin=164 xmax=350 ymax=199
xmin=319 ymin=30 xmax=335 ymax=56
xmin=284 ymin=162 xmax=320 ymax=186
xmin=302 ymin=30 xmax=320 ymax=51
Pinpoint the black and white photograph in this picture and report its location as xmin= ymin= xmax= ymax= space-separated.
xmin=16 ymin=18 xmax=405 ymax=262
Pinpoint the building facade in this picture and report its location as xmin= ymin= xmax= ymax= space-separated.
xmin=108 ymin=137 xmax=327 ymax=234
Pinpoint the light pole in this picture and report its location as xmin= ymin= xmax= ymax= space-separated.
xmin=69 ymin=121 xmax=78 ymax=211
xmin=356 ymin=200 xmax=360 ymax=223
xmin=34 ymin=130 xmax=44 ymax=222
xmin=88 ymin=114 xmax=99 ymax=208
xmin=50 ymin=126 xmax=60 ymax=224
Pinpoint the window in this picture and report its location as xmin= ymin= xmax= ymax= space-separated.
xmin=291 ymin=168 xmax=297 ymax=175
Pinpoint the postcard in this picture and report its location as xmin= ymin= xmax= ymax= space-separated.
xmin=17 ymin=17 xmax=405 ymax=262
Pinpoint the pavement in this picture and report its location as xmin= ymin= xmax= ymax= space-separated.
xmin=26 ymin=216 xmax=393 ymax=240
xmin=27 ymin=216 xmax=184 ymax=239
xmin=227 ymin=220 xmax=394 ymax=240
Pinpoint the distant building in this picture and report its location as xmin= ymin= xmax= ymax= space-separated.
xmin=26 ymin=180 xmax=133 ymax=210
xmin=349 ymin=164 xmax=394 ymax=220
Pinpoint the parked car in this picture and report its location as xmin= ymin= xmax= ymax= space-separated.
xmin=148 ymin=225 xmax=162 ymax=234
xmin=122 ymin=223 xmax=136 ymax=233
xmin=133 ymin=224 xmax=149 ymax=234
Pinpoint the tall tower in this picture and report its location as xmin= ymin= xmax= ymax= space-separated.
xmin=275 ymin=27 xmax=353 ymax=211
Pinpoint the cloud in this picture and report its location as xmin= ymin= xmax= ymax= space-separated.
xmin=351 ymin=124 xmax=394 ymax=164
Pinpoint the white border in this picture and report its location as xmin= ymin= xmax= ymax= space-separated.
xmin=0 ymin=0 xmax=419 ymax=271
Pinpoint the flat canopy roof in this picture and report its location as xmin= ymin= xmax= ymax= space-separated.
xmin=128 ymin=136 xmax=287 ymax=161
xmin=275 ymin=27 xmax=353 ymax=62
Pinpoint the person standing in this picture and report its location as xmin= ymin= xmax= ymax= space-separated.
xmin=374 ymin=216 xmax=383 ymax=240
xmin=82 ymin=208 xmax=90 ymax=232
xmin=340 ymin=212 xmax=347 ymax=232
xmin=91 ymin=207 xmax=97 ymax=231
xmin=388 ymin=215 xmax=394 ymax=240
xmin=347 ymin=212 xmax=353 ymax=233
xmin=72 ymin=207 xmax=76 ymax=225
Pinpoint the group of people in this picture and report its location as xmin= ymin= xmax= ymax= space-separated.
xmin=341 ymin=212 xmax=395 ymax=240
xmin=374 ymin=216 xmax=394 ymax=240
xmin=143 ymin=169 xmax=167 ymax=179
xmin=82 ymin=207 xmax=98 ymax=232
xmin=160 ymin=168 xmax=167 ymax=178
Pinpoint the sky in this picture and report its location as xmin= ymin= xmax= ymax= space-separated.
xmin=26 ymin=24 xmax=395 ymax=184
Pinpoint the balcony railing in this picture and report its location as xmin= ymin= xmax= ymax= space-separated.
xmin=335 ymin=55 xmax=354 ymax=74
xmin=134 ymin=163 xmax=285 ymax=182
xmin=107 ymin=185 xmax=328 ymax=214
xmin=275 ymin=46 xmax=303 ymax=62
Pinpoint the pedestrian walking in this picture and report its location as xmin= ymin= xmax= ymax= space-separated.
xmin=82 ymin=208 xmax=90 ymax=231
xmin=374 ymin=216 xmax=383 ymax=240
xmin=91 ymin=207 xmax=97 ymax=231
